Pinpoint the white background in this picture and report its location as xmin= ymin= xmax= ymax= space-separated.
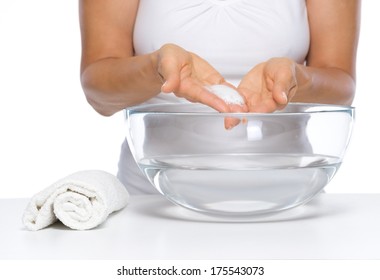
xmin=0 ymin=0 xmax=379 ymax=198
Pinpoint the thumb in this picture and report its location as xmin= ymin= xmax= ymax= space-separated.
xmin=159 ymin=61 xmax=181 ymax=93
xmin=272 ymin=81 xmax=289 ymax=105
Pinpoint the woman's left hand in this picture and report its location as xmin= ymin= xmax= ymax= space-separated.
xmin=238 ymin=57 xmax=299 ymax=113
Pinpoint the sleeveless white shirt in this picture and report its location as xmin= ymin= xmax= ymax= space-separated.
xmin=134 ymin=0 xmax=309 ymax=84
xmin=118 ymin=0 xmax=310 ymax=194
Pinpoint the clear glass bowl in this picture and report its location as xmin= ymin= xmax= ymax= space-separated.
xmin=126 ymin=103 xmax=354 ymax=217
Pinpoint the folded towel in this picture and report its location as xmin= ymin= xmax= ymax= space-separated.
xmin=22 ymin=170 xmax=130 ymax=230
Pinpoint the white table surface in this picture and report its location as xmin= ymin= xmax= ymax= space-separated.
xmin=1 ymin=194 xmax=380 ymax=260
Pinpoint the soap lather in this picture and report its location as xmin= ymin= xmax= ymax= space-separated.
xmin=206 ymin=84 xmax=247 ymax=129
xmin=205 ymin=84 xmax=245 ymax=106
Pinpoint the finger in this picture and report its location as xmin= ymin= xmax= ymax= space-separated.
xmin=224 ymin=103 xmax=248 ymax=130
xmin=250 ymin=100 xmax=278 ymax=113
xmin=203 ymin=85 xmax=249 ymax=129
xmin=158 ymin=59 xmax=181 ymax=93
xmin=224 ymin=117 xmax=241 ymax=130
xmin=271 ymin=62 xmax=297 ymax=105
xmin=272 ymin=77 xmax=297 ymax=105
xmin=190 ymin=84 xmax=231 ymax=113
xmin=274 ymin=90 xmax=288 ymax=105
xmin=187 ymin=84 xmax=241 ymax=129
xmin=180 ymin=83 xmax=229 ymax=113
xmin=287 ymin=83 xmax=297 ymax=101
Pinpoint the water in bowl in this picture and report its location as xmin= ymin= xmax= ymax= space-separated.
xmin=138 ymin=153 xmax=340 ymax=216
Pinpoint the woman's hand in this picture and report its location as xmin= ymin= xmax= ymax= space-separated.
xmin=153 ymin=44 xmax=247 ymax=114
xmin=238 ymin=58 xmax=302 ymax=113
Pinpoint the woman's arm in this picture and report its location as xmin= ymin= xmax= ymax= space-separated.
xmin=79 ymin=0 xmax=161 ymax=116
xmin=294 ymin=0 xmax=361 ymax=104
xmin=238 ymin=0 xmax=361 ymax=112
xmin=79 ymin=0 xmax=233 ymax=116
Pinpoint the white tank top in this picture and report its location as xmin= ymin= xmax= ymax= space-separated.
xmin=134 ymin=0 xmax=310 ymax=87
xmin=118 ymin=0 xmax=310 ymax=194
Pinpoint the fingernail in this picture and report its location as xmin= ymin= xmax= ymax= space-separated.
xmin=225 ymin=123 xmax=233 ymax=130
xmin=161 ymin=81 xmax=167 ymax=92
xmin=281 ymin=91 xmax=288 ymax=103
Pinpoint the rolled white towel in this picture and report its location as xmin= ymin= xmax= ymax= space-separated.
xmin=22 ymin=170 xmax=130 ymax=230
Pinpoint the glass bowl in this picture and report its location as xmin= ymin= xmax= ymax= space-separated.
xmin=126 ymin=103 xmax=354 ymax=217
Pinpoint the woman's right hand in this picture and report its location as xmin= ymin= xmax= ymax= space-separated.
xmin=152 ymin=44 xmax=247 ymax=114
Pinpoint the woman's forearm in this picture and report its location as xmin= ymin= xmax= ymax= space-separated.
xmin=294 ymin=64 xmax=356 ymax=106
xmin=80 ymin=54 xmax=162 ymax=116
xmin=81 ymin=51 xmax=356 ymax=117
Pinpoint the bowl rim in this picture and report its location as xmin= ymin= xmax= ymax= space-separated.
xmin=126 ymin=102 xmax=355 ymax=116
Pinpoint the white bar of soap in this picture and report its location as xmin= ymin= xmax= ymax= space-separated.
xmin=206 ymin=85 xmax=245 ymax=106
